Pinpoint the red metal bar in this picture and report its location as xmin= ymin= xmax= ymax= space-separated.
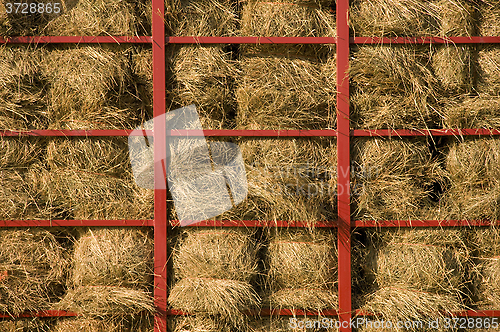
xmin=167 ymin=309 xmax=339 ymax=316
xmin=337 ymin=0 xmax=352 ymax=330
xmin=167 ymin=36 xmax=337 ymax=44
xmin=353 ymin=36 xmax=500 ymax=44
xmin=169 ymin=220 xmax=338 ymax=227
xmin=353 ymin=219 xmax=497 ymax=227
xmin=352 ymin=128 xmax=500 ymax=137
xmin=170 ymin=129 xmax=337 ymax=137
xmin=0 ymin=36 xmax=151 ymax=44
xmin=355 ymin=310 xmax=500 ymax=317
xmin=0 ymin=130 xmax=153 ymax=137
xmin=0 ymin=220 xmax=154 ymax=227
xmin=152 ymin=0 xmax=168 ymax=330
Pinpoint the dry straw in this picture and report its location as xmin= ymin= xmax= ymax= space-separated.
xmin=166 ymin=0 xmax=238 ymax=36
xmin=0 ymin=318 xmax=52 ymax=332
xmin=0 ymin=228 xmax=68 ymax=315
xmin=267 ymin=228 xmax=337 ymax=311
xmin=350 ymin=45 xmax=438 ymax=129
xmin=42 ymin=0 xmax=138 ymax=36
xmin=478 ymin=0 xmax=500 ymax=36
xmin=442 ymin=137 xmax=500 ymax=221
xmin=52 ymin=316 xmax=154 ymax=332
xmin=237 ymin=54 xmax=336 ymax=130
xmin=251 ymin=318 xmax=338 ymax=332
xmin=442 ymin=96 xmax=500 ymax=128
xmin=477 ymin=46 xmax=500 ymax=96
xmin=57 ymin=227 xmax=154 ymax=316
xmin=217 ymin=138 xmax=336 ymax=223
xmin=0 ymin=45 xmax=48 ymax=130
xmin=42 ymin=45 xmax=141 ymax=130
xmin=363 ymin=229 xmax=467 ymax=324
xmin=350 ymin=0 xmax=473 ymax=37
xmin=168 ymin=45 xmax=237 ymax=129
xmin=0 ymin=0 xmax=57 ymax=36
xmin=132 ymin=47 xmax=153 ymax=118
xmin=351 ymin=138 xmax=442 ymax=221
xmin=170 ymin=316 xmax=236 ymax=332
xmin=169 ymin=229 xmax=260 ymax=326
xmin=0 ymin=137 xmax=43 ymax=168
xmin=432 ymin=45 xmax=474 ymax=94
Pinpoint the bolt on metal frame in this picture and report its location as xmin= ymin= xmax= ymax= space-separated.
xmin=1 ymin=0 xmax=500 ymax=331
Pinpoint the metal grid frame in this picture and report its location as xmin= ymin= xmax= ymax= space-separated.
xmin=2 ymin=0 xmax=500 ymax=330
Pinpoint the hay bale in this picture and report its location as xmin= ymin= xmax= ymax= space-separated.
xmin=42 ymin=45 xmax=141 ymax=130
xmin=363 ymin=229 xmax=467 ymax=323
xmin=477 ymin=46 xmax=500 ymax=96
xmin=443 ymin=137 xmax=500 ymax=221
xmin=0 ymin=45 xmax=48 ymax=130
xmin=441 ymin=96 xmax=500 ymax=128
xmin=0 ymin=137 xmax=43 ymax=168
xmin=0 ymin=318 xmax=52 ymax=332
xmin=236 ymin=53 xmax=336 ymax=130
xmin=57 ymin=227 xmax=154 ymax=316
xmin=71 ymin=228 xmax=153 ymax=288
xmin=169 ymin=228 xmax=260 ymax=325
xmin=432 ymin=45 xmax=474 ymax=93
xmin=166 ymin=0 xmax=238 ymax=36
xmin=351 ymin=138 xmax=442 ymax=221
xmin=168 ymin=45 xmax=236 ymax=129
xmin=478 ymin=0 xmax=500 ymax=36
xmin=170 ymin=316 xmax=235 ymax=332
xmin=46 ymin=137 xmax=130 ymax=177
xmin=52 ymin=316 xmax=153 ymax=332
xmin=267 ymin=228 xmax=337 ymax=311
xmin=42 ymin=0 xmax=137 ymax=36
xmin=0 ymin=228 xmax=68 ymax=315
xmin=350 ymin=45 xmax=438 ymax=129
xmin=218 ymin=138 xmax=336 ymax=223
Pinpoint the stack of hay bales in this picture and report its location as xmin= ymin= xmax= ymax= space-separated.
xmin=166 ymin=0 xmax=238 ymax=129
xmin=218 ymin=138 xmax=336 ymax=223
xmin=442 ymin=137 xmax=500 ymax=221
xmin=169 ymin=229 xmax=260 ymax=329
xmin=0 ymin=228 xmax=68 ymax=315
xmin=0 ymin=45 xmax=48 ymax=130
xmin=469 ymin=227 xmax=500 ymax=308
xmin=41 ymin=45 xmax=144 ymax=130
xmin=362 ymin=228 xmax=467 ymax=324
xmin=351 ymin=138 xmax=442 ymax=221
xmin=237 ymin=0 xmax=336 ymax=130
xmin=37 ymin=136 xmax=153 ymax=220
xmin=266 ymin=228 xmax=337 ymax=312
xmin=56 ymin=227 xmax=154 ymax=317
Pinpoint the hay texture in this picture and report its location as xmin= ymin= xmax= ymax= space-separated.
xmin=217 ymin=138 xmax=336 ymax=223
xmin=267 ymin=228 xmax=337 ymax=311
xmin=349 ymin=0 xmax=473 ymax=37
xmin=52 ymin=317 xmax=153 ymax=332
xmin=57 ymin=227 xmax=154 ymax=316
xmin=478 ymin=0 xmax=500 ymax=36
xmin=236 ymin=53 xmax=336 ymax=130
xmin=0 ymin=0 xmax=59 ymax=36
xmin=169 ymin=229 xmax=260 ymax=325
xmin=166 ymin=0 xmax=238 ymax=36
xmin=41 ymin=0 xmax=138 ymax=36
xmin=0 ymin=318 xmax=52 ymax=332
xmin=0 ymin=228 xmax=68 ymax=315
xmin=442 ymin=96 xmax=500 ymax=128
xmin=350 ymin=45 xmax=438 ymax=129
xmin=363 ymin=229 xmax=467 ymax=324
xmin=477 ymin=46 xmax=500 ymax=96
xmin=0 ymin=45 xmax=48 ymax=130
xmin=132 ymin=47 xmax=153 ymax=120
xmin=168 ymin=45 xmax=236 ymax=129
xmin=42 ymin=45 xmax=141 ymax=130
xmin=442 ymin=137 xmax=500 ymax=221
xmin=351 ymin=138 xmax=442 ymax=221
xmin=251 ymin=317 xmax=338 ymax=332
xmin=170 ymin=316 xmax=237 ymax=332
xmin=432 ymin=45 xmax=474 ymax=94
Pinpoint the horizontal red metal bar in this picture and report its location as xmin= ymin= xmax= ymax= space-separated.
xmin=0 ymin=220 xmax=154 ymax=227
xmin=353 ymin=220 xmax=496 ymax=227
xmin=0 ymin=310 xmax=78 ymax=318
xmin=352 ymin=128 xmax=500 ymax=137
xmin=170 ymin=220 xmax=338 ymax=227
xmin=355 ymin=310 xmax=500 ymax=317
xmin=0 ymin=36 xmax=151 ymax=44
xmin=170 ymin=129 xmax=338 ymax=137
xmin=0 ymin=130 xmax=152 ymax=137
xmin=167 ymin=36 xmax=337 ymax=44
xmin=167 ymin=309 xmax=338 ymax=316
xmin=353 ymin=36 xmax=500 ymax=44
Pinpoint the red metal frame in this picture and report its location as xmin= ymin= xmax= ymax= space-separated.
xmin=1 ymin=0 xmax=500 ymax=330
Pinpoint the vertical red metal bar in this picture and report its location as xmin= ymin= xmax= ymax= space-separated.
xmin=152 ymin=0 xmax=167 ymax=330
xmin=336 ymin=0 xmax=352 ymax=330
